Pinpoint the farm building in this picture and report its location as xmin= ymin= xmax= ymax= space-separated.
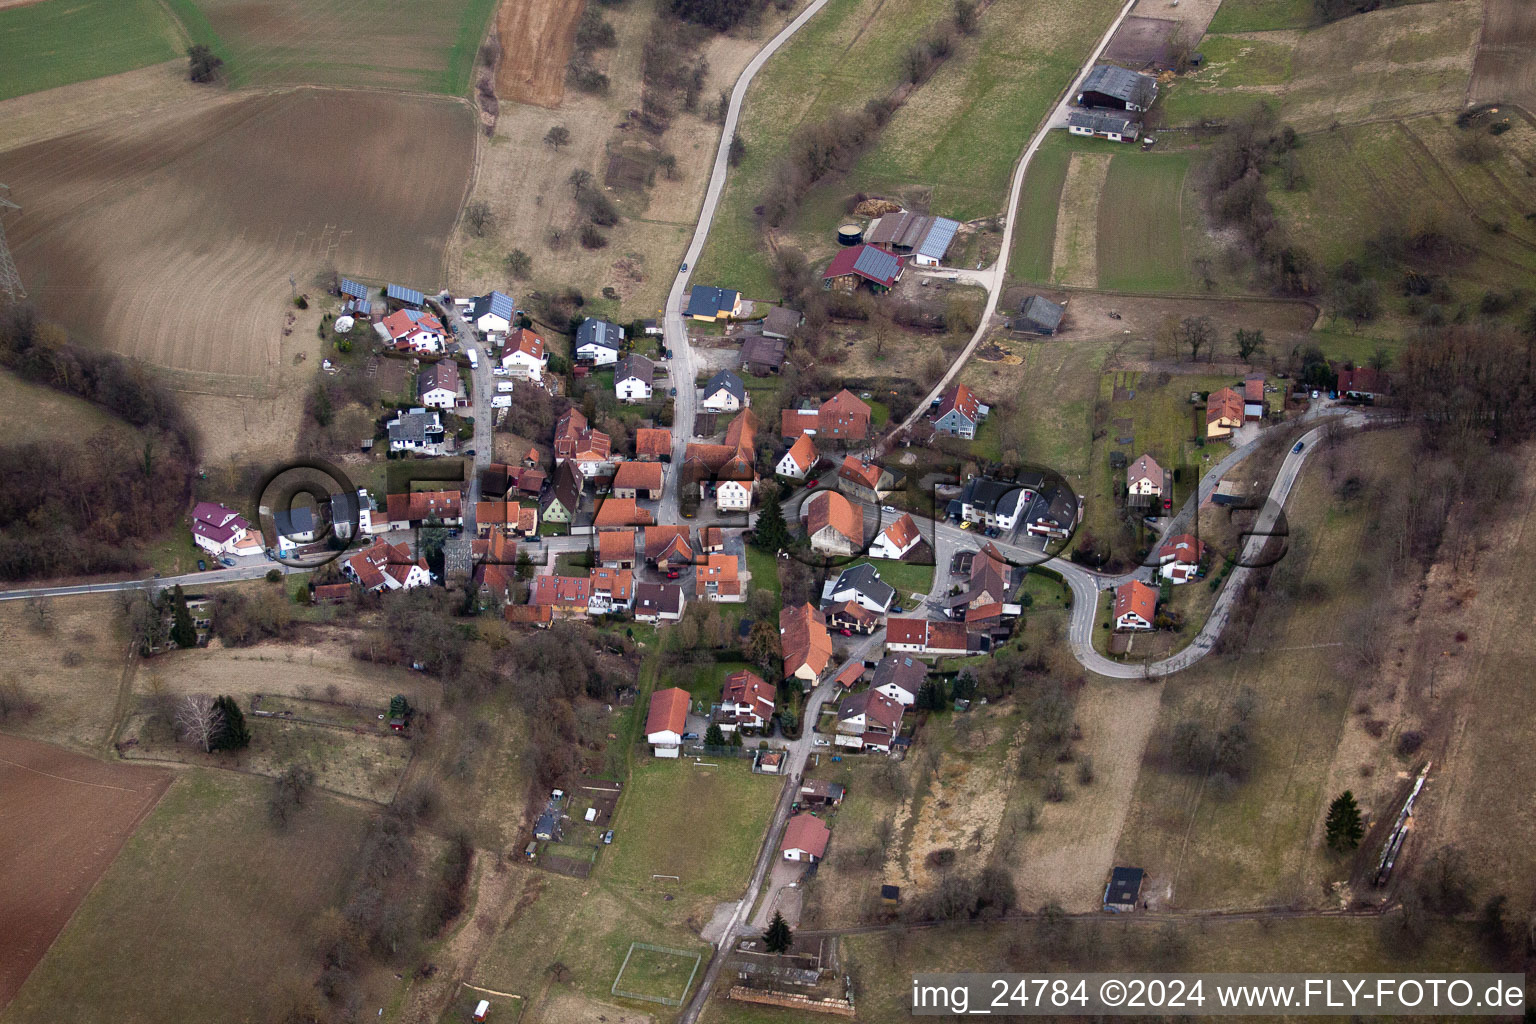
xmin=597 ymin=530 xmax=637 ymax=569
xmin=646 ymin=687 xmax=690 ymax=758
xmin=866 ymin=211 xmax=960 ymax=267
xmin=687 ymin=285 xmax=742 ymax=321
xmin=1014 ymin=295 xmax=1065 ymax=336
xmin=781 ymin=389 xmax=873 ymax=440
xmin=635 ymin=427 xmax=672 ymax=461
xmin=822 ymin=244 xmax=902 ymax=293
xmin=836 ymin=456 xmax=894 ymax=503
xmin=780 ymin=602 xmax=834 ymax=684
xmin=1243 ymin=375 xmax=1266 ymax=420
xmin=740 ymin=335 xmax=788 ymax=376
xmin=760 ymin=306 xmax=803 ymax=339
xmin=1104 ymin=866 xmax=1145 ymax=911
xmin=803 ymin=490 xmax=863 ymax=556
xmin=781 ymin=813 xmax=831 ymax=862
xmin=339 ymin=277 xmax=376 ymax=316
xmin=1076 ymin=64 xmax=1158 ymax=112
xmin=612 ymin=461 xmax=665 ymax=500
xmin=798 ymin=778 xmax=846 ymax=807
xmin=386 ymin=283 xmax=424 ymax=308
xmin=1066 ymin=110 xmax=1140 ymax=142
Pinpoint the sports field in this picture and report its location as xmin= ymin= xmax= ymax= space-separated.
xmin=160 ymin=0 xmax=498 ymax=94
xmin=0 ymin=0 xmax=183 ymax=101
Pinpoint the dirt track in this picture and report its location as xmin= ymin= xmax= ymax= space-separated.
xmin=495 ymin=0 xmax=586 ymax=107
xmin=0 ymin=735 xmax=169 ymax=1008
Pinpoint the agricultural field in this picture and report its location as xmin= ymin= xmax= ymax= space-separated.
xmin=2 ymin=768 xmax=379 ymax=1024
xmin=160 ymin=0 xmax=498 ymax=94
xmin=1008 ymin=138 xmax=1070 ymax=284
xmin=695 ymin=0 xmax=1127 ymax=297
xmin=1160 ymin=0 xmax=1482 ymax=130
xmin=1096 ymin=153 xmax=1196 ymax=292
xmin=0 ymin=89 xmax=474 ymax=458
xmin=0 ymin=0 xmax=183 ymax=101
xmin=1469 ymin=0 xmax=1536 ymax=113
xmin=1205 ymin=0 xmax=1314 ymax=33
xmin=0 ymin=735 xmax=169 ymax=1008
xmin=0 ymin=593 xmax=130 ymax=753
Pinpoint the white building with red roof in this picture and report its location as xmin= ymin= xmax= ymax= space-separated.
xmin=501 ymin=329 xmax=548 ymax=380
xmin=720 ymin=669 xmax=776 ymax=732
xmin=377 ymin=309 xmax=446 ymax=354
xmin=1157 ymin=534 xmax=1207 ymax=584
xmin=343 ymin=538 xmax=431 ymax=591
xmin=869 ymin=512 xmax=921 ymax=559
xmin=646 ymin=687 xmax=690 ymax=757
xmin=190 ymin=502 xmax=251 ymax=556
xmin=781 ymin=812 xmax=831 ymax=862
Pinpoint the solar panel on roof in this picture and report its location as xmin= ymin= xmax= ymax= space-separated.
xmin=852 ymin=245 xmax=900 ymax=283
xmin=340 ymin=278 xmax=368 ymax=300
xmin=916 ymin=218 xmax=959 ymax=260
xmin=487 ymin=291 xmax=515 ymax=319
xmin=387 ymin=284 xmax=424 ymax=306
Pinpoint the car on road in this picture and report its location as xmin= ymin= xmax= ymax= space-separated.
xmin=838 ymin=628 xmax=852 ymax=637
xmin=680 ymin=262 xmax=688 ymax=272
xmin=602 ymin=830 xmax=614 ymax=845
xmin=220 ymin=557 xmax=236 ymax=568
xmin=805 ymin=478 xmax=818 ymax=488
xmin=666 ymin=570 xmax=681 ymax=579
xmin=669 ymin=387 xmax=677 ymax=396
xmin=1292 ymin=441 xmax=1305 ymax=453
xmin=959 ymin=520 xmax=972 ymax=530
xmin=881 ymin=505 xmax=897 ymax=514
xmin=665 ymin=348 xmax=673 ymax=359
xmin=197 ymin=559 xmax=206 ymax=571
xmin=464 ymin=449 xmax=476 ymax=456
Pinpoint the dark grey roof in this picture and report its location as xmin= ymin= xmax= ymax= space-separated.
xmin=386 ymin=283 xmax=424 ymax=306
xmin=852 ymin=245 xmax=901 ymax=284
xmin=1067 ymin=110 xmax=1139 ymax=138
xmin=1079 ymin=65 xmax=1157 ymax=107
xmin=616 ymin=353 xmax=655 ymax=386
xmin=1105 ymin=866 xmax=1144 ymax=905
xmin=916 ymin=217 xmax=959 ymax=261
xmin=1019 ymin=295 xmax=1065 ymax=332
xmin=472 ymin=291 xmax=515 ymax=322
xmin=577 ymin=317 xmax=623 ymax=352
xmin=961 ymin=477 xmax=1028 ymax=515
xmin=687 ymin=285 xmax=740 ymax=317
xmin=443 ymin=536 xmax=473 ymax=575
xmin=872 ymin=654 xmax=926 ymax=697
xmin=831 ymin=562 xmax=895 ymax=609
xmin=704 ymin=370 xmax=746 ymax=403
xmin=761 ymin=306 xmax=803 ymax=338
xmin=1027 ymin=486 xmax=1078 ymax=529
xmin=387 ymin=410 xmax=442 ymax=445
xmin=634 ymin=581 xmax=684 ymax=614
xmin=274 ymin=506 xmax=316 ymax=537
xmin=740 ymin=336 xmax=787 ymax=369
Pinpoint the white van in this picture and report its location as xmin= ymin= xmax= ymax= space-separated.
xmin=467 ymin=349 xmax=479 ymax=370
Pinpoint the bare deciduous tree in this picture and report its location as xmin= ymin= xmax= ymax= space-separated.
xmin=464 ymin=201 xmax=493 ymax=237
xmin=176 ymin=694 xmax=223 ymax=753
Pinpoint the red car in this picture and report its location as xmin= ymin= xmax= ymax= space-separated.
xmin=839 ymin=628 xmax=852 ymax=637
xmin=666 ymin=570 xmax=681 ymax=579
xmin=806 ymin=478 xmax=819 ymax=488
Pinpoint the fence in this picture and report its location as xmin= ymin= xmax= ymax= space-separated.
xmin=611 ymin=942 xmax=703 ymax=1007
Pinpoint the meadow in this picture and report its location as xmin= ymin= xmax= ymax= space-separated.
xmin=0 ymin=0 xmax=183 ymax=101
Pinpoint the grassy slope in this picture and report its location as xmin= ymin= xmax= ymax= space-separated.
xmin=1095 ymin=153 xmax=1194 ymax=292
xmin=0 ymin=0 xmax=183 ymax=101
xmin=3 ymin=770 xmax=371 ymax=1024
xmin=1008 ymin=135 xmax=1072 ymax=284
xmin=1205 ymin=0 xmax=1314 ymax=33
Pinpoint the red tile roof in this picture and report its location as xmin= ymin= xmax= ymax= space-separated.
xmin=783 ymin=433 xmax=816 ymax=471
xmin=646 ymin=687 xmax=690 ymax=737
xmin=877 ymin=513 xmax=921 ymax=554
xmin=779 ymin=602 xmax=833 ymax=677
xmin=781 ymin=812 xmax=831 ymax=859
xmin=387 ymin=489 xmax=461 ymax=523
xmin=598 ymin=530 xmax=635 ymax=563
xmin=805 ymin=490 xmax=862 ymax=546
xmin=838 ymin=456 xmax=882 ymax=491
xmin=532 ymin=574 xmax=591 ymax=607
xmin=635 ymin=427 xmax=672 ymax=457
xmin=612 ymin=461 xmax=664 ymax=492
xmin=594 ymin=497 xmax=654 ymax=528
xmin=1114 ymin=580 xmax=1158 ymax=624
xmin=1157 ymin=534 xmax=1205 ymax=564
xmin=934 ymin=383 xmax=981 ymax=423
xmin=1207 ymin=387 xmax=1244 ymax=425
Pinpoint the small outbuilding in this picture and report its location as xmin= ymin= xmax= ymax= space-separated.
xmin=1014 ymin=295 xmax=1066 ymax=336
xmin=1103 ymin=866 xmax=1145 ymax=911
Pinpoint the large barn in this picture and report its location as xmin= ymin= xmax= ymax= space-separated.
xmin=1075 ymin=64 xmax=1159 ymax=112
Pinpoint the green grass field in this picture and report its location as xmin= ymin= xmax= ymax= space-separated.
xmin=159 ymin=0 xmax=497 ymax=94
xmin=679 ymin=658 xmax=758 ymax=704
xmin=867 ymin=557 xmax=934 ymax=599
xmin=3 ymin=770 xmax=372 ymax=1024
xmin=603 ymin=759 xmax=782 ymax=899
xmin=1205 ymin=0 xmax=1315 ymax=33
xmin=0 ymin=0 xmax=184 ymax=101
xmin=1009 ymin=139 xmax=1072 ymax=283
xmin=1096 ymin=153 xmax=1195 ymax=292
xmin=613 ymin=943 xmax=701 ymax=1003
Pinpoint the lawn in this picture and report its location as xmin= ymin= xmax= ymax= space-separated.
xmin=3 ymin=769 xmax=374 ymax=1024
xmin=602 ymin=759 xmax=782 ymax=900
xmin=0 ymin=0 xmax=184 ymax=101
xmin=679 ymin=657 xmax=758 ymax=704
xmin=159 ymin=0 xmax=498 ymax=94
xmin=867 ymin=558 xmax=934 ymax=600
xmin=1008 ymin=139 xmax=1072 ymax=284
xmin=1205 ymin=0 xmax=1315 ymax=33
xmin=1095 ymin=153 xmax=1194 ymax=292
xmin=744 ymin=543 xmax=781 ymax=600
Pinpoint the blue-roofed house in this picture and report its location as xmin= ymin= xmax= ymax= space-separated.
xmin=471 ymin=291 xmax=516 ymax=335
xmin=386 ymin=283 xmax=425 ymax=308
xmin=575 ymin=317 xmax=624 ymax=366
xmin=822 ymin=244 xmax=902 ymax=294
xmin=686 ymin=285 xmax=743 ymax=322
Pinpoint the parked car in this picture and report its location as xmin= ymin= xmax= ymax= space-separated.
xmin=492 ymin=367 xmax=509 ymax=376
xmin=682 ymin=731 xmax=699 ymax=741
xmin=666 ymin=570 xmax=681 ymax=579
xmin=805 ymin=478 xmax=819 ymax=488
xmin=197 ymin=559 xmax=207 ymax=571
xmin=959 ymin=520 xmax=972 ymax=530
xmin=839 ymin=628 xmax=852 ymax=637
xmin=1310 ymin=390 xmax=1320 ymax=399
xmin=881 ymin=505 xmax=897 ymax=514
xmin=602 ymin=830 xmax=614 ymax=845
xmin=814 ymin=738 xmax=830 ymax=747
xmin=891 ymin=605 xmax=904 ymax=614
xmin=1292 ymin=441 xmax=1305 ymax=453
xmin=220 ymin=557 xmax=236 ymax=568
xmin=464 ymin=448 xmax=476 ymax=456
xmin=669 ymin=387 xmax=677 ymax=397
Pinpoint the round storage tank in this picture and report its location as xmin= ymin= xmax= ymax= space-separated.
xmin=836 ymin=223 xmax=863 ymax=246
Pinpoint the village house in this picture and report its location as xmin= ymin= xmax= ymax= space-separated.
xmin=416 ymin=361 xmax=460 ymax=410
xmin=775 ymin=434 xmax=817 ymax=481
xmin=587 ymin=567 xmax=634 ymax=614
xmin=701 ymin=527 xmax=725 ymax=554
xmin=1076 ymin=63 xmax=1158 ymax=112
xmin=1157 ymin=533 xmax=1207 ymax=584
xmin=866 ymin=211 xmax=960 ymax=267
xmin=945 ymin=542 xmax=1015 ymax=622
xmin=1113 ymin=579 xmax=1158 ymax=631
xmin=932 ymin=383 xmax=987 ymax=439
xmin=740 ymin=335 xmax=788 ymax=376
xmin=1243 ymin=374 xmax=1267 ymax=421
xmin=1336 ymin=364 xmax=1389 ymax=401
xmin=646 ymin=687 xmax=690 ymax=758
xmin=553 ymin=408 xmax=614 ymax=477
xmin=634 ymin=427 xmax=672 ymax=461
xmin=701 ymin=370 xmax=748 ymax=413
xmin=959 ymin=477 xmax=1028 ymax=531
xmin=541 ymin=461 xmax=583 ymax=525
xmin=780 ymin=602 xmax=834 ymax=685
xmin=343 ymin=538 xmax=431 ymax=592
xmin=885 ymin=617 xmax=969 ymax=657
xmin=470 ymin=291 xmax=515 ymax=337
xmin=694 ymin=553 xmax=742 ymax=602
xmin=1126 ymin=453 xmax=1168 ymax=505
xmin=1014 ymin=294 xmax=1065 ymax=336
xmin=611 ymin=461 xmax=665 ymax=500
xmin=615 ymin=354 xmax=655 ymax=403
xmin=386 ymin=489 xmax=462 ymax=530
xmin=760 ymin=306 xmax=803 ymax=340
xmin=781 ymin=813 xmax=831 ymax=862
xmin=798 ymin=778 xmax=846 ymax=807
xmin=1066 ymin=109 xmax=1139 ymax=142
xmin=822 ymin=243 xmax=903 ymax=293
xmin=803 ymin=489 xmax=863 ymax=556
xmin=836 ymin=457 xmax=895 ymax=504
xmin=686 ymin=285 xmax=742 ymax=322
xmin=377 ymin=308 xmax=445 ymax=354
xmin=633 ymin=581 xmax=685 ymax=623
xmin=824 ymin=562 xmax=895 ymax=615
xmin=386 ymin=409 xmax=447 ymax=455
xmin=598 ymin=529 xmax=636 ymax=569
xmin=1024 ymin=484 xmax=1080 ymax=539
xmin=869 ymin=512 xmax=922 ymax=560
xmin=575 ymin=317 xmax=624 ymax=365
xmin=470 ymin=531 xmax=518 ymax=605
xmin=531 ymin=574 xmax=592 ymax=618
xmin=191 ymin=501 xmax=251 ymax=556
xmin=781 ymin=389 xmax=873 ymax=441
xmin=872 ymin=654 xmax=927 ymax=706
xmin=645 ymin=525 xmax=693 ymax=572
xmin=500 ymin=328 xmax=547 ymax=380
xmin=1206 ymin=387 xmax=1244 ymax=439
xmin=836 ymin=689 xmax=904 ymax=751
xmin=593 ymin=496 xmax=654 ymax=530
xmin=682 ymin=409 xmax=758 ymax=513
xmin=826 ymin=600 xmax=881 ymax=635
xmin=719 ymin=669 xmax=775 ymax=732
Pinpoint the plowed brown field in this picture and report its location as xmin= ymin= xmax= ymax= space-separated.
xmin=0 ymin=734 xmax=169 ymax=1008
xmin=0 ymin=88 xmax=475 ymax=381
xmin=1471 ymin=0 xmax=1536 ymax=114
xmin=494 ymin=0 xmax=585 ymax=107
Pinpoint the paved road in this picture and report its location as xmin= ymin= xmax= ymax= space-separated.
xmin=884 ymin=0 xmax=1141 ymax=445
xmin=0 ymin=562 xmax=301 ymax=602
xmin=660 ymin=0 xmax=837 ymax=525
xmin=439 ymin=299 xmax=495 ymax=533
